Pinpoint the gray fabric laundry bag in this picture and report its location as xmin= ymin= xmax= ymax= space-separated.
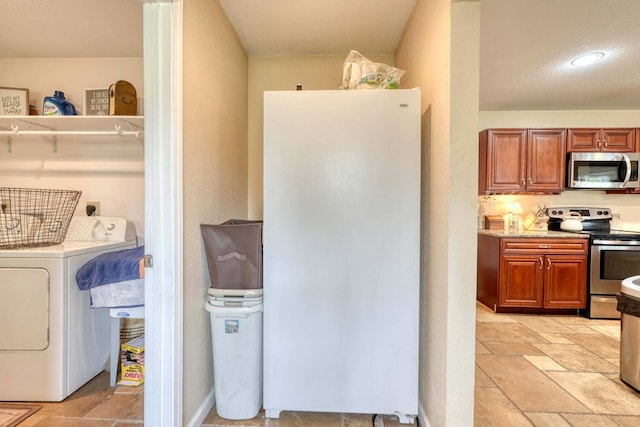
xmin=200 ymin=220 xmax=263 ymax=290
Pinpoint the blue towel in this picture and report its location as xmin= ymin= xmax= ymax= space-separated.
xmin=76 ymin=245 xmax=144 ymax=290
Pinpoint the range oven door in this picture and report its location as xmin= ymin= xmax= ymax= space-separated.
xmin=591 ymin=242 xmax=640 ymax=294
xmin=589 ymin=241 xmax=640 ymax=318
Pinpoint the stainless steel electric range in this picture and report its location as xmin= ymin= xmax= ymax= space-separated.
xmin=547 ymin=207 xmax=640 ymax=319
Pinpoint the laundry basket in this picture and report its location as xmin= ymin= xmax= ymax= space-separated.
xmin=0 ymin=187 xmax=81 ymax=249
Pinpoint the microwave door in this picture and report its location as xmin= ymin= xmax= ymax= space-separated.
xmin=577 ymin=165 xmax=617 ymax=187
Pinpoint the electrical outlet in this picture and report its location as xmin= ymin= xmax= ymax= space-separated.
xmin=1 ymin=199 xmax=10 ymax=214
xmin=86 ymin=201 xmax=101 ymax=216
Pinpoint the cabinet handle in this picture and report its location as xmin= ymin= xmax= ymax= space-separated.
xmin=604 ymin=140 xmax=608 ymax=147
xmin=539 ymin=257 xmax=543 ymax=269
xmin=547 ymin=258 xmax=552 ymax=270
xmin=529 ymin=177 xmax=533 ymax=185
xmin=521 ymin=178 xmax=526 ymax=186
xmin=538 ymin=245 xmax=550 ymax=249
xmin=597 ymin=140 xmax=601 ymax=148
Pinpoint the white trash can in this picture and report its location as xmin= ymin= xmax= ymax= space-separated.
xmin=619 ymin=275 xmax=640 ymax=391
xmin=205 ymin=288 xmax=263 ymax=420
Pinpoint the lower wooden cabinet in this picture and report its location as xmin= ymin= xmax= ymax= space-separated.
xmin=478 ymin=234 xmax=588 ymax=312
xmin=499 ymin=254 xmax=587 ymax=308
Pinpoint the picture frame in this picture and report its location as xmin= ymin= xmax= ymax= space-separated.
xmin=0 ymin=87 xmax=29 ymax=116
xmin=84 ymin=88 xmax=110 ymax=116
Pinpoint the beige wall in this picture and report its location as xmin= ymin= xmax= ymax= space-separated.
xmin=396 ymin=0 xmax=480 ymax=425
xmin=0 ymin=58 xmax=144 ymax=115
xmin=480 ymin=110 xmax=640 ymax=231
xmin=247 ymin=55 xmax=394 ymax=218
xmin=182 ymin=0 xmax=248 ymax=422
xmin=0 ymin=57 xmax=145 ymax=235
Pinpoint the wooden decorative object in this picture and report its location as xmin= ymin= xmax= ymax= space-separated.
xmin=484 ymin=215 xmax=505 ymax=230
xmin=109 ymin=81 xmax=137 ymax=116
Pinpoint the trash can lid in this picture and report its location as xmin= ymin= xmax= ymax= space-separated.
xmin=207 ymin=287 xmax=263 ymax=298
xmin=622 ymin=275 xmax=640 ymax=299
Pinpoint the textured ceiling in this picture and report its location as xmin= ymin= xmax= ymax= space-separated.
xmin=480 ymin=0 xmax=640 ymax=110
xmin=217 ymin=0 xmax=416 ymax=56
xmin=2 ymin=0 xmax=640 ymax=111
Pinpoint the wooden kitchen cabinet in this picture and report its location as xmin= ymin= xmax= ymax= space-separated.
xmin=567 ymin=128 xmax=635 ymax=152
xmin=527 ymin=129 xmax=567 ymax=193
xmin=499 ymin=254 xmax=543 ymax=307
xmin=478 ymin=129 xmax=526 ymax=193
xmin=478 ymin=234 xmax=588 ymax=313
xmin=543 ymin=254 xmax=588 ymax=308
xmin=479 ymin=128 xmax=566 ymax=194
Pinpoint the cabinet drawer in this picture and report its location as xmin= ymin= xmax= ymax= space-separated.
xmin=500 ymin=238 xmax=588 ymax=254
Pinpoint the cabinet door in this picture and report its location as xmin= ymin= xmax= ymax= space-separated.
xmin=601 ymin=128 xmax=635 ymax=152
xmin=479 ymin=129 xmax=526 ymax=193
xmin=543 ymin=255 xmax=587 ymax=308
xmin=567 ymin=128 xmax=600 ymax=152
xmin=527 ymin=129 xmax=566 ymax=192
xmin=499 ymin=255 xmax=544 ymax=307
xmin=568 ymin=128 xmax=635 ymax=152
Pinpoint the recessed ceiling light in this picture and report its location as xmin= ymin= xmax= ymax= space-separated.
xmin=570 ymin=52 xmax=605 ymax=67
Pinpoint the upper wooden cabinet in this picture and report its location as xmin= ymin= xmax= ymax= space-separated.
xmin=567 ymin=128 xmax=635 ymax=152
xmin=479 ymin=128 xmax=566 ymax=194
xmin=527 ymin=129 xmax=567 ymax=192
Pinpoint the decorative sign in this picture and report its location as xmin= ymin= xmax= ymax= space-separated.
xmin=84 ymin=88 xmax=110 ymax=116
xmin=0 ymin=87 xmax=29 ymax=116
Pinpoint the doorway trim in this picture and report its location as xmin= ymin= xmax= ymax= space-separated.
xmin=143 ymin=0 xmax=184 ymax=425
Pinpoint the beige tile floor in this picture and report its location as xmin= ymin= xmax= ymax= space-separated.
xmin=5 ymin=303 xmax=639 ymax=426
xmin=2 ymin=372 xmax=144 ymax=426
xmin=476 ymin=301 xmax=640 ymax=426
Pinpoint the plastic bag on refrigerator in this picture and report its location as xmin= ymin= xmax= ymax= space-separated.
xmin=340 ymin=50 xmax=405 ymax=90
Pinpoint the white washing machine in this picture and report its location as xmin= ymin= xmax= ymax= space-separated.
xmin=0 ymin=216 xmax=138 ymax=401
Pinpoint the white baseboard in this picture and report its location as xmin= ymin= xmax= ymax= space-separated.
xmin=185 ymin=386 xmax=215 ymax=427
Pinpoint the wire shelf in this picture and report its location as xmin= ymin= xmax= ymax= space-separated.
xmin=0 ymin=187 xmax=81 ymax=249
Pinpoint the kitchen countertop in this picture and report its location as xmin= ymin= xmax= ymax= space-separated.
xmin=478 ymin=229 xmax=590 ymax=239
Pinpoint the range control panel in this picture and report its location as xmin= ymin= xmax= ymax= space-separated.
xmin=546 ymin=207 xmax=612 ymax=221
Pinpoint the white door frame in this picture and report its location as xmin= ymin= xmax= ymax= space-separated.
xmin=142 ymin=1 xmax=183 ymax=425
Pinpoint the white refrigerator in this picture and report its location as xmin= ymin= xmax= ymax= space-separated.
xmin=263 ymin=89 xmax=420 ymax=424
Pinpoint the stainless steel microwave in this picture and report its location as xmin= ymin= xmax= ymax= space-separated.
xmin=567 ymin=152 xmax=640 ymax=189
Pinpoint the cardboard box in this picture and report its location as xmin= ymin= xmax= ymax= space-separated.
xmin=484 ymin=215 xmax=504 ymax=230
xmin=118 ymin=335 xmax=145 ymax=386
